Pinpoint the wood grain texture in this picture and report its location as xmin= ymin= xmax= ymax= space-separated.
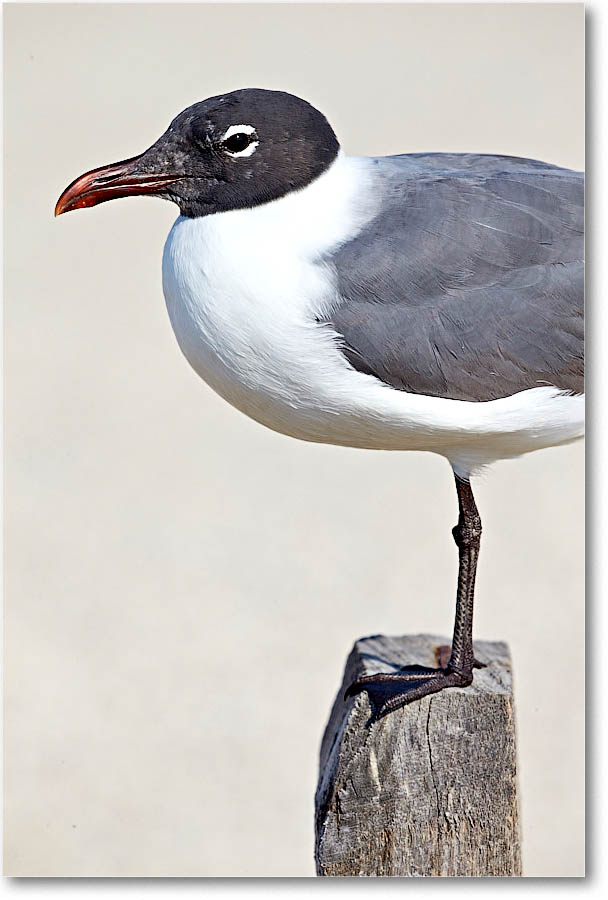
xmin=315 ymin=634 xmax=521 ymax=877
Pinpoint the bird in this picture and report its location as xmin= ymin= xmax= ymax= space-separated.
xmin=55 ymin=88 xmax=584 ymax=719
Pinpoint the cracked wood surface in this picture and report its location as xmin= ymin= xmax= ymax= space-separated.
xmin=315 ymin=634 xmax=521 ymax=877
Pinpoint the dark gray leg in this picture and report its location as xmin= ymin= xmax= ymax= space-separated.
xmin=344 ymin=474 xmax=485 ymax=718
xmin=446 ymin=475 xmax=485 ymax=680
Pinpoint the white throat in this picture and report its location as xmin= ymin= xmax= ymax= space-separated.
xmin=176 ymin=150 xmax=378 ymax=261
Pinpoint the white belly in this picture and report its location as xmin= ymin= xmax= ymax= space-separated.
xmin=161 ymin=154 xmax=391 ymax=446
xmin=161 ymin=155 xmax=584 ymax=477
xmin=162 ymin=217 xmax=356 ymax=441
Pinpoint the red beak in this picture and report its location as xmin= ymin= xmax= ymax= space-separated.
xmin=55 ymin=155 xmax=184 ymax=216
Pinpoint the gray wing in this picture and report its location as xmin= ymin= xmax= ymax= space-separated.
xmin=327 ymin=153 xmax=584 ymax=401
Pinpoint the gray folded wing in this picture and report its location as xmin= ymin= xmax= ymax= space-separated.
xmin=327 ymin=154 xmax=584 ymax=402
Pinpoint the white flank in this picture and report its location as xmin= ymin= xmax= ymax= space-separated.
xmin=162 ymin=153 xmax=584 ymax=478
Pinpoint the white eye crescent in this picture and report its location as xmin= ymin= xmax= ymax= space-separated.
xmin=221 ymin=124 xmax=259 ymax=157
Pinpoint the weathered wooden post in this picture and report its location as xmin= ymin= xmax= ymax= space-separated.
xmin=315 ymin=634 xmax=521 ymax=877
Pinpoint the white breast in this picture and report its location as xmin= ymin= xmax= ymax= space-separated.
xmin=161 ymin=153 xmax=584 ymax=477
xmin=161 ymin=153 xmax=382 ymax=439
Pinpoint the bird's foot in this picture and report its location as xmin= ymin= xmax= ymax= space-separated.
xmin=344 ymin=649 xmax=486 ymax=720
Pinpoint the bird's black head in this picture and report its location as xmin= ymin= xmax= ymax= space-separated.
xmin=55 ymin=89 xmax=340 ymax=219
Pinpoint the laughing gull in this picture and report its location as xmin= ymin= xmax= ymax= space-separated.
xmin=55 ymin=88 xmax=584 ymax=718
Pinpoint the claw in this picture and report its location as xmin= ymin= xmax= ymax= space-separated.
xmin=344 ymin=662 xmax=480 ymax=718
xmin=344 ymin=667 xmax=438 ymax=702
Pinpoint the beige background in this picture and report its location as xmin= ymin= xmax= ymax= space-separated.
xmin=4 ymin=2 xmax=584 ymax=878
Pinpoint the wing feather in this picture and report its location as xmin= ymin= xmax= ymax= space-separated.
xmin=328 ymin=154 xmax=584 ymax=401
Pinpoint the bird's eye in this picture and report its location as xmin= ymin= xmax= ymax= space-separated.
xmin=223 ymin=132 xmax=252 ymax=153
